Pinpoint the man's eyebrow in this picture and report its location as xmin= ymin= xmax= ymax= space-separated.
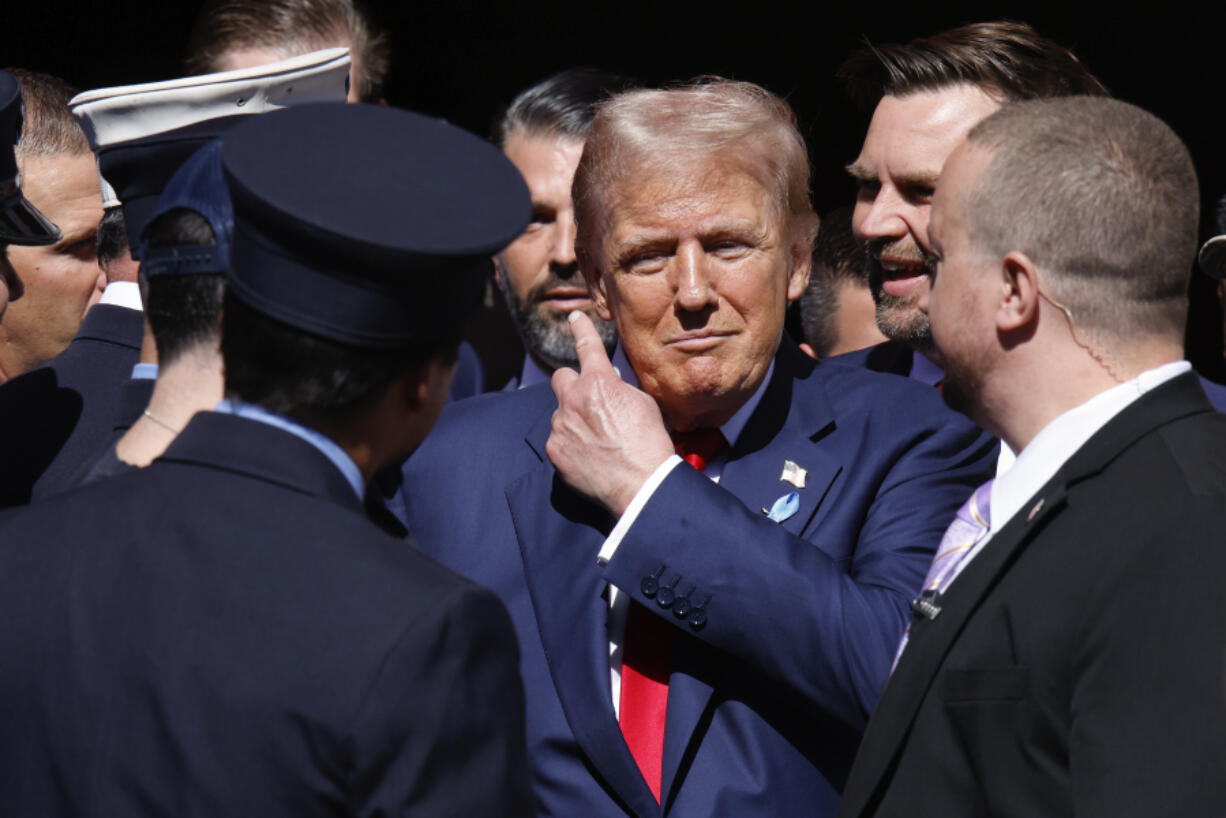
xmin=891 ymin=170 xmax=940 ymax=190
xmin=845 ymin=162 xmax=875 ymax=182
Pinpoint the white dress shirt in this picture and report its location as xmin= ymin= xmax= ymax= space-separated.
xmin=945 ymin=360 xmax=1190 ymax=590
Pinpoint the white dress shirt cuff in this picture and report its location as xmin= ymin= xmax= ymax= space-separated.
xmin=596 ymin=454 xmax=683 ymax=565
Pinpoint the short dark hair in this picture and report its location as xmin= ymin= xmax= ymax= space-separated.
xmin=184 ymin=0 xmax=390 ymax=102
xmin=3 ymin=68 xmax=89 ymax=157
xmin=221 ymin=291 xmax=462 ymax=426
xmin=798 ymin=207 xmax=866 ymax=357
xmin=964 ymin=96 xmax=1196 ymax=343
xmin=494 ymin=68 xmax=637 ymax=147
xmin=141 ymin=208 xmax=226 ymax=366
xmin=838 ymin=21 xmax=1108 ymax=110
xmin=97 ymin=207 xmax=129 ymax=268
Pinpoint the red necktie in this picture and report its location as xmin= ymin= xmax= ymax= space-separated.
xmin=670 ymin=427 xmax=728 ymax=471
xmin=619 ymin=428 xmax=728 ymax=802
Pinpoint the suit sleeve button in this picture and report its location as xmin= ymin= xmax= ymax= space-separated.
xmin=687 ymin=607 xmax=707 ymax=629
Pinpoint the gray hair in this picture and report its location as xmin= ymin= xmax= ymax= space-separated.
xmin=572 ymin=78 xmax=817 ymax=261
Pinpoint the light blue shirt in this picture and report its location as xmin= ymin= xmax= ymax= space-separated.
xmin=213 ymin=399 xmax=365 ymax=501
xmin=131 ymin=363 xmax=159 ymax=380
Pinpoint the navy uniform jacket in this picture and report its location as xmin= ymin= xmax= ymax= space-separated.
xmin=398 ymin=341 xmax=997 ymax=816
xmin=837 ymin=373 xmax=1226 ymax=818
xmin=0 ymin=303 xmax=143 ymax=506
xmin=0 ymin=411 xmax=532 ymax=817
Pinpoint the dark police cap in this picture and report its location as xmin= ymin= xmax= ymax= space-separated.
xmin=140 ymin=139 xmax=233 ymax=279
xmin=0 ymin=71 xmax=61 ymax=246
xmin=221 ymin=103 xmax=530 ymax=348
xmin=98 ymin=116 xmax=245 ymax=259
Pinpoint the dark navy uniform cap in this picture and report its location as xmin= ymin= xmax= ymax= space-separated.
xmin=140 ymin=139 xmax=233 ymax=279
xmin=221 ymin=103 xmax=531 ymax=348
xmin=0 ymin=71 xmax=61 ymax=246
xmin=98 ymin=115 xmax=245 ymax=258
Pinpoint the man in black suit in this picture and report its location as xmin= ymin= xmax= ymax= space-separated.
xmin=837 ymin=96 xmax=1226 ymax=817
xmin=0 ymin=102 xmax=533 ymax=816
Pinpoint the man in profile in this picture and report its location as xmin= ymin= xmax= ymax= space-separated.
xmin=402 ymin=79 xmax=995 ymax=816
xmin=837 ymin=96 xmax=1226 ymax=818
xmin=838 ymin=21 xmax=1107 ymax=381
xmin=0 ymin=102 xmax=532 ymax=816
xmin=0 ymin=69 xmax=107 ymax=382
xmin=0 ymin=69 xmax=62 ymax=318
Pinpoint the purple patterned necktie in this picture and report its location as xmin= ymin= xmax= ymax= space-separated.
xmin=891 ymin=478 xmax=994 ymax=672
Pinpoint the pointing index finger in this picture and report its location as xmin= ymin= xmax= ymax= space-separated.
xmin=569 ymin=310 xmax=614 ymax=375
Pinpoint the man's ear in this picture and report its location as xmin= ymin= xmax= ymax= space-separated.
xmin=492 ymin=253 xmax=505 ymax=287
xmin=998 ymin=250 xmax=1041 ymax=333
xmin=578 ymin=246 xmax=613 ymax=321
xmin=786 ymin=231 xmax=814 ymax=303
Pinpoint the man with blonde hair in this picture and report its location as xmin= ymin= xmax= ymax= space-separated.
xmin=401 ymin=78 xmax=994 ymax=816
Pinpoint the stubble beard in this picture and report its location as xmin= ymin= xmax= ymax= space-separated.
xmin=866 ymin=239 xmax=935 ymax=352
xmin=497 ymin=270 xmax=618 ymax=371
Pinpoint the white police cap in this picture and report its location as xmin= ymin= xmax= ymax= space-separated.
xmin=69 ymin=47 xmax=351 ymax=207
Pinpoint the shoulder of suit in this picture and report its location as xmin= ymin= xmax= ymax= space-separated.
xmin=804 ymin=356 xmax=958 ymax=422
xmin=429 ymin=381 xmax=554 ymax=442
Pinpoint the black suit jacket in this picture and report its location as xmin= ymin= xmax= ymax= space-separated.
xmin=0 ymin=303 xmax=143 ymax=506
xmin=0 ymin=411 xmax=531 ymax=816
xmin=837 ymin=373 xmax=1226 ymax=818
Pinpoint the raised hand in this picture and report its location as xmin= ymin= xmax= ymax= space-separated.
xmin=547 ymin=311 xmax=675 ymax=516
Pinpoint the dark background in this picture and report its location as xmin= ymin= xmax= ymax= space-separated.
xmin=5 ymin=2 xmax=1223 ymax=381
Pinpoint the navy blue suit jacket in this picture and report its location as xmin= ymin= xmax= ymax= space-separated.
xmin=0 ymin=303 xmax=143 ymax=506
xmin=0 ymin=411 xmax=531 ymax=816
xmin=399 ymin=342 xmax=997 ymax=816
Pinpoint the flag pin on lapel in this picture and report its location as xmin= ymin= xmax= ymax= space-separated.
xmin=762 ymin=491 xmax=800 ymax=523
xmin=780 ymin=460 xmax=807 ymax=489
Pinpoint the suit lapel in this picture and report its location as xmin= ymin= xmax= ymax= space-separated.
xmin=719 ymin=345 xmax=840 ymax=538
xmin=838 ymin=371 xmax=1215 ymax=816
xmin=510 ymin=413 xmax=662 ymax=817
xmin=659 ymin=346 xmax=840 ymax=804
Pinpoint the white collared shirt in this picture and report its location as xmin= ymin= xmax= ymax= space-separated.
xmin=602 ymin=359 xmax=776 ymax=714
xmin=98 ymin=280 xmax=143 ymax=311
xmin=946 ymin=360 xmax=1190 ymax=589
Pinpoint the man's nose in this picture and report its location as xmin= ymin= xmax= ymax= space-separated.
xmin=853 ymin=187 xmax=911 ymax=244
xmin=550 ymin=213 xmax=578 ymax=269
xmin=674 ymin=244 xmax=718 ymax=312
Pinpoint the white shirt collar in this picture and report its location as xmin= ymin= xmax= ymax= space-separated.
xmin=98 ymin=280 xmax=143 ymax=311
xmin=990 ymin=360 xmax=1190 ymax=534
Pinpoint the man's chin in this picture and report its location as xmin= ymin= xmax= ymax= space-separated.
xmin=874 ymin=298 xmax=933 ymax=350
